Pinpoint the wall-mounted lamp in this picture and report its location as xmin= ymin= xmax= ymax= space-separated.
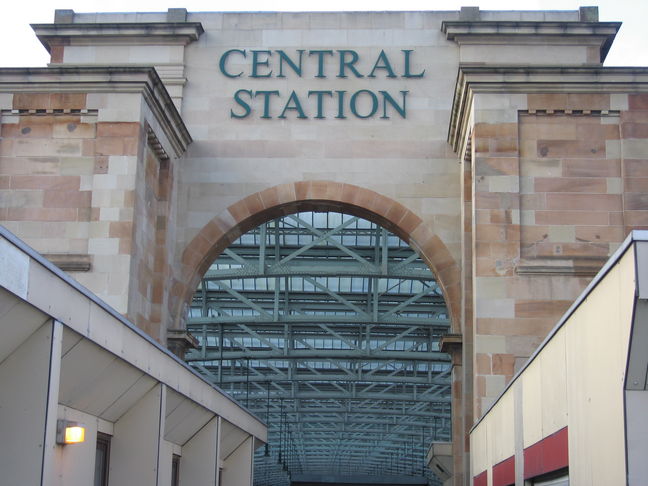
xmin=56 ymin=420 xmax=86 ymax=445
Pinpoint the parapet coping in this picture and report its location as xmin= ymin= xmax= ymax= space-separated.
xmin=471 ymin=229 xmax=648 ymax=433
xmin=442 ymin=20 xmax=621 ymax=39
xmin=0 ymin=66 xmax=192 ymax=158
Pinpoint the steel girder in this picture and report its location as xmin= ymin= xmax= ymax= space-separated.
xmin=186 ymin=212 xmax=450 ymax=486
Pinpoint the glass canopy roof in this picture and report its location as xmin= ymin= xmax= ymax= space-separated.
xmin=186 ymin=212 xmax=451 ymax=485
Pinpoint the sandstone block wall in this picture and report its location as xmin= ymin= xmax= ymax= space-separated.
xmin=129 ymin=144 xmax=173 ymax=341
xmin=471 ymin=91 xmax=648 ymax=417
xmin=0 ymin=92 xmax=139 ymax=312
xmin=0 ymin=71 xmax=188 ymax=344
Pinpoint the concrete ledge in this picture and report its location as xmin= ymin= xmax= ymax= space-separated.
xmin=43 ymin=253 xmax=92 ymax=272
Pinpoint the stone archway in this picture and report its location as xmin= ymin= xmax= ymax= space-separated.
xmin=170 ymin=181 xmax=460 ymax=333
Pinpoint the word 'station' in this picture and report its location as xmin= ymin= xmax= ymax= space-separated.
xmin=218 ymin=49 xmax=426 ymax=120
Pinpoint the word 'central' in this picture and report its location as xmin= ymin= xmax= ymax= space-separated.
xmin=219 ymin=49 xmax=425 ymax=79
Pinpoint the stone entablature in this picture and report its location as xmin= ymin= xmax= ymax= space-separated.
xmin=32 ymin=22 xmax=204 ymax=45
xmin=33 ymin=16 xmax=204 ymax=110
xmin=442 ymin=20 xmax=620 ymax=63
xmin=0 ymin=66 xmax=191 ymax=154
xmin=449 ymin=66 xmax=648 ymax=157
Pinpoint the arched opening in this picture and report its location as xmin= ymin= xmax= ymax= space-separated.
xmin=185 ymin=210 xmax=453 ymax=485
xmin=173 ymin=181 xmax=460 ymax=333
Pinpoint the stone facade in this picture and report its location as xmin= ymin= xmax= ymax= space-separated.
xmin=1 ymin=7 xmax=648 ymax=485
xmin=0 ymin=68 xmax=191 ymax=338
xmin=456 ymin=76 xmax=648 ymax=418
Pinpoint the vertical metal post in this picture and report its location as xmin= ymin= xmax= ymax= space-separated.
xmin=200 ymin=279 xmax=208 ymax=316
xmin=259 ymin=222 xmax=266 ymax=274
xmin=284 ymin=276 xmax=290 ymax=359
xmin=381 ymin=228 xmax=388 ymax=273
xmin=266 ymin=382 xmax=271 ymax=422
xmin=421 ymin=427 xmax=426 ymax=474
xmin=201 ymin=324 xmax=207 ymax=359
xmin=246 ymin=358 xmax=250 ymax=407
xmin=278 ymin=398 xmax=284 ymax=465
xmin=218 ymin=323 xmax=224 ymax=387
xmin=410 ymin=434 xmax=415 ymax=475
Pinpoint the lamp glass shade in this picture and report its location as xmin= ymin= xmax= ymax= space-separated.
xmin=64 ymin=425 xmax=85 ymax=444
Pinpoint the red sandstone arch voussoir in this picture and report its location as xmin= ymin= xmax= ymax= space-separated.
xmin=174 ymin=181 xmax=461 ymax=330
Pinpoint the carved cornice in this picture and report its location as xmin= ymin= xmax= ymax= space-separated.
xmin=32 ymin=22 xmax=204 ymax=51
xmin=0 ymin=66 xmax=192 ymax=158
xmin=442 ymin=21 xmax=620 ymax=39
xmin=146 ymin=124 xmax=170 ymax=162
xmin=448 ymin=65 xmax=648 ymax=155
xmin=442 ymin=21 xmax=620 ymax=62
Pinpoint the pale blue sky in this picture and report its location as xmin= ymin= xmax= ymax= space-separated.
xmin=2 ymin=0 xmax=647 ymax=67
